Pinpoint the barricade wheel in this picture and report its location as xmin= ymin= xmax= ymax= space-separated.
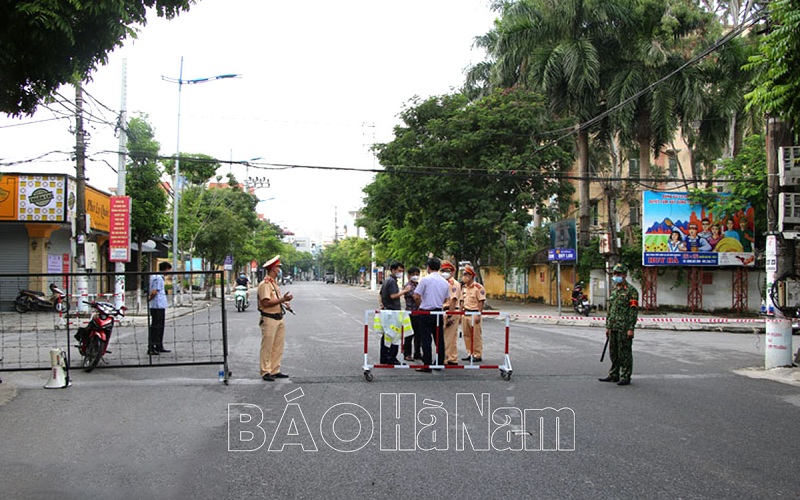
xmin=364 ymin=371 xmax=373 ymax=382
xmin=501 ymin=370 xmax=512 ymax=381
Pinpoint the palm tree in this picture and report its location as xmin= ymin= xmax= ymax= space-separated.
xmin=606 ymin=0 xmax=715 ymax=187
xmin=479 ymin=0 xmax=630 ymax=246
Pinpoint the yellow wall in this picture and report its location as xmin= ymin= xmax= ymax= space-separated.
xmin=481 ymin=264 xmax=580 ymax=306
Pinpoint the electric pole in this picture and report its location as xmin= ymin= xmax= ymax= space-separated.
xmin=75 ymin=83 xmax=89 ymax=314
xmin=765 ymin=116 xmax=794 ymax=369
xmin=114 ymin=60 xmax=128 ymax=309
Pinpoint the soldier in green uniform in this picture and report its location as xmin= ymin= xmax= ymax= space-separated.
xmin=600 ymin=263 xmax=639 ymax=386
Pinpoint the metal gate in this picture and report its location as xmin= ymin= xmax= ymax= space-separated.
xmin=0 ymin=270 xmax=229 ymax=380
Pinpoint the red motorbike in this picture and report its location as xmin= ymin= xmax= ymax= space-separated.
xmin=74 ymin=301 xmax=126 ymax=372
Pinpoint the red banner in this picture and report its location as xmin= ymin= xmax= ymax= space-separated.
xmin=109 ymin=196 xmax=130 ymax=262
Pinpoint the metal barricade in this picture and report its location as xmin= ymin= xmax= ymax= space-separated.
xmin=361 ymin=309 xmax=512 ymax=381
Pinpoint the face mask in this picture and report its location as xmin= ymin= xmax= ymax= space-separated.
xmin=441 ymin=272 xmax=451 ymax=279
xmin=612 ymin=276 xmax=623 ymax=284
xmin=410 ymin=276 xmax=420 ymax=283
xmin=396 ymin=272 xmax=404 ymax=279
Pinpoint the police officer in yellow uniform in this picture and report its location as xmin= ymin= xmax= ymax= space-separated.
xmin=257 ymin=255 xmax=294 ymax=381
xmin=440 ymin=261 xmax=461 ymax=365
xmin=460 ymin=265 xmax=485 ymax=362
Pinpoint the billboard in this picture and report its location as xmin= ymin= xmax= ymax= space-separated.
xmin=642 ymin=191 xmax=755 ymax=267
xmin=0 ymin=174 xmax=110 ymax=232
xmin=549 ymin=219 xmax=577 ymax=262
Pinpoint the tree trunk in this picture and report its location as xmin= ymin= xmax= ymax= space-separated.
xmin=577 ymin=127 xmax=590 ymax=247
xmin=638 ymin=135 xmax=651 ymax=187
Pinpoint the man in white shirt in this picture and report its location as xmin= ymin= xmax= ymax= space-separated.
xmin=413 ymin=257 xmax=455 ymax=372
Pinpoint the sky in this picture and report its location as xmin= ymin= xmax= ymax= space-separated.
xmin=0 ymin=0 xmax=497 ymax=242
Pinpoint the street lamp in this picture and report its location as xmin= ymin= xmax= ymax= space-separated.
xmin=162 ymin=57 xmax=240 ymax=304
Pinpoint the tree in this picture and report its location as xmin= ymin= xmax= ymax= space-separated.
xmin=1 ymin=0 xmax=194 ymax=116
xmin=180 ymin=177 xmax=260 ymax=268
xmin=320 ymin=237 xmax=371 ymax=283
xmin=744 ymin=0 xmax=800 ymax=124
xmin=162 ymin=153 xmax=220 ymax=187
xmin=126 ymin=114 xmax=169 ymax=291
xmin=483 ymin=0 xmax=630 ymax=246
xmin=361 ymin=87 xmax=573 ymax=269
xmin=689 ymin=133 xmax=767 ymax=251
xmin=605 ymin=0 xmax=715 ymax=186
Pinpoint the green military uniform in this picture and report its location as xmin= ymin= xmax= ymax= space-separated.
xmin=604 ymin=263 xmax=639 ymax=384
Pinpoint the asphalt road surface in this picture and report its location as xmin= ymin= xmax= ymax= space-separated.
xmin=1 ymin=281 xmax=798 ymax=499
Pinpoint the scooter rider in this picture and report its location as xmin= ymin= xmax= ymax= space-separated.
xmin=572 ymin=281 xmax=585 ymax=302
xmin=235 ymin=273 xmax=250 ymax=307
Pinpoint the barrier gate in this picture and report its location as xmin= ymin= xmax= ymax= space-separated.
xmin=0 ymin=271 xmax=230 ymax=384
xmin=362 ymin=309 xmax=512 ymax=381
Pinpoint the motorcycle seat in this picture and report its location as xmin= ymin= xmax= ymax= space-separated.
xmin=21 ymin=290 xmax=46 ymax=296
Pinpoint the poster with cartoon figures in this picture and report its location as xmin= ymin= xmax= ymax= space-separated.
xmin=642 ymin=191 xmax=755 ymax=267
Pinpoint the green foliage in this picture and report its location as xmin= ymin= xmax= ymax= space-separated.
xmin=688 ymin=134 xmax=767 ymax=249
xmin=179 ymin=182 xmax=260 ymax=266
xmin=125 ymin=114 xmax=169 ymax=269
xmin=745 ymin=0 xmax=800 ymax=123
xmin=162 ymin=153 xmax=220 ymax=186
xmin=243 ymin=219 xmax=284 ymax=269
xmin=361 ymin=87 xmax=573 ymax=267
xmin=1 ymin=0 xmax=195 ymax=116
xmin=618 ymin=230 xmax=643 ymax=282
xmin=576 ymin=238 xmax=606 ymax=282
xmin=320 ymin=237 xmax=371 ymax=281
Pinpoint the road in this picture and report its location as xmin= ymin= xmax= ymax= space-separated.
xmin=0 ymin=281 xmax=798 ymax=499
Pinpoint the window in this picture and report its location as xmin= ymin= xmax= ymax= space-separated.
xmin=590 ymin=200 xmax=599 ymax=226
xmin=628 ymin=158 xmax=640 ymax=178
xmin=668 ymin=155 xmax=678 ymax=178
xmin=629 ymin=201 xmax=641 ymax=226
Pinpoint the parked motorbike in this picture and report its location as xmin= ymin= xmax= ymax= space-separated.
xmin=570 ymin=285 xmax=591 ymax=316
xmin=15 ymin=283 xmax=67 ymax=313
xmin=234 ymin=285 xmax=249 ymax=312
xmin=74 ymin=301 xmax=126 ymax=372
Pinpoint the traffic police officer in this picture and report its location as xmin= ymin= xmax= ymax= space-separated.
xmin=600 ymin=263 xmax=639 ymax=385
xmin=440 ymin=261 xmax=461 ymax=365
xmin=460 ymin=265 xmax=485 ymax=362
xmin=258 ymin=255 xmax=293 ymax=381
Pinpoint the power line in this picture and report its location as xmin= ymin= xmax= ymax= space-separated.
xmin=528 ymin=4 xmax=768 ymax=156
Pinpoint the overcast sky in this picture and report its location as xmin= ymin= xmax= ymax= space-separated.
xmin=0 ymin=0 xmax=496 ymax=241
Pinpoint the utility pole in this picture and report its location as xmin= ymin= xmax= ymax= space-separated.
xmin=75 ymin=83 xmax=89 ymax=314
xmin=114 ymin=60 xmax=128 ymax=310
xmin=765 ymin=116 xmax=794 ymax=369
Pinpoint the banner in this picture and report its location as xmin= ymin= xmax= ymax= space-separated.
xmin=549 ymin=219 xmax=577 ymax=262
xmin=642 ymin=191 xmax=755 ymax=267
xmin=109 ymin=196 xmax=131 ymax=262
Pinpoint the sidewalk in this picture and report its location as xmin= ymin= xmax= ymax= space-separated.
xmin=484 ymin=297 xmax=766 ymax=333
xmin=0 ymin=294 xmax=217 ymax=333
xmin=483 ymin=296 xmax=799 ymax=387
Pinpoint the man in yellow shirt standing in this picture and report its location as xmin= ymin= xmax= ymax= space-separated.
xmin=440 ymin=261 xmax=461 ymax=365
xmin=461 ymin=265 xmax=485 ymax=362
xmin=257 ymin=255 xmax=294 ymax=381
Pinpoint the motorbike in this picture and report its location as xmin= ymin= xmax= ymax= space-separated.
xmin=15 ymin=283 xmax=67 ymax=313
xmin=570 ymin=288 xmax=591 ymax=316
xmin=74 ymin=300 xmax=126 ymax=372
xmin=234 ymin=285 xmax=249 ymax=312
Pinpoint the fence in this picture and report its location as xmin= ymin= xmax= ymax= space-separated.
xmin=0 ymin=271 xmax=228 ymax=380
xmin=362 ymin=309 xmax=513 ymax=381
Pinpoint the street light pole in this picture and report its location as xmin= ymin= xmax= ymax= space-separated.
xmin=162 ymin=58 xmax=240 ymax=305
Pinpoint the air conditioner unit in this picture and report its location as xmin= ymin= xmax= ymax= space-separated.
xmin=779 ymin=146 xmax=800 ymax=186
xmin=779 ymin=192 xmax=800 ymax=230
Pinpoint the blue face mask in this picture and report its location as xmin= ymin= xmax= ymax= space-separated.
xmin=612 ymin=276 xmax=624 ymax=284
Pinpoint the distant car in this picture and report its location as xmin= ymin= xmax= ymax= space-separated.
xmin=324 ymin=272 xmax=335 ymax=284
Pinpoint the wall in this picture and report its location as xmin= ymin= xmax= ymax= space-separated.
xmin=481 ymin=265 xmax=761 ymax=312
